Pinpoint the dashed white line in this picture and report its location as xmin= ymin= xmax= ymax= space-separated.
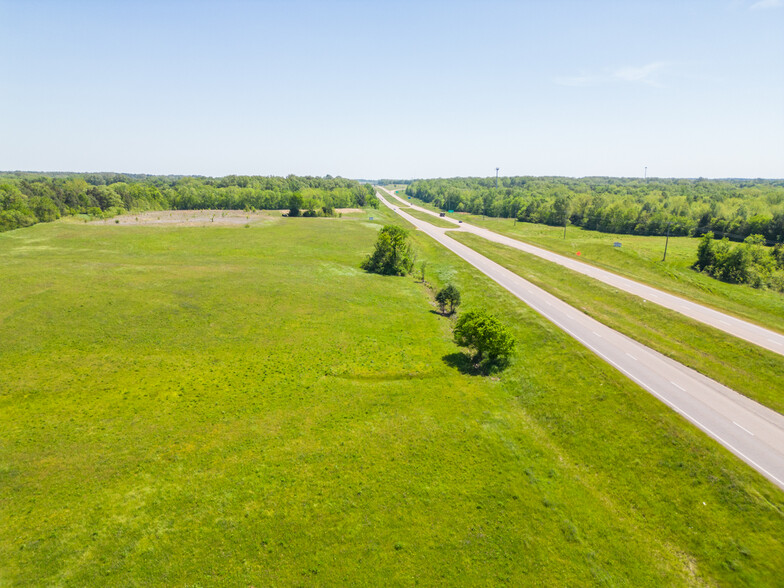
xmin=593 ymin=331 xmax=603 ymax=338
xmin=670 ymin=381 xmax=686 ymax=392
xmin=733 ymin=422 xmax=755 ymax=436
xmin=583 ymin=333 xmax=784 ymax=489
xmin=378 ymin=190 xmax=784 ymax=489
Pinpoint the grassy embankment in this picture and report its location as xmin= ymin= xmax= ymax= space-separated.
xmin=394 ymin=188 xmax=784 ymax=411
xmin=398 ymin=192 xmax=784 ymax=332
xmin=400 ymin=208 xmax=457 ymax=228
xmin=1 ymin=209 xmax=783 ymax=585
xmin=449 ymin=231 xmax=784 ymax=414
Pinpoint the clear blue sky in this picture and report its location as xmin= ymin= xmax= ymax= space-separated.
xmin=1 ymin=0 xmax=782 ymax=179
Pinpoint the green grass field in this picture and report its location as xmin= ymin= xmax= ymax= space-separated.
xmin=401 ymin=208 xmax=457 ymax=228
xmin=1 ymin=211 xmax=783 ymax=585
xmin=449 ymin=232 xmax=784 ymax=414
xmin=399 ymin=194 xmax=784 ymax=333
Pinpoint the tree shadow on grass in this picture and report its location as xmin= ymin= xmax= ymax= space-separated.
xmin=442 ymin=352 xmax=482 ymax=376
xmin=442 ymin=352 xmax=511 ymax=376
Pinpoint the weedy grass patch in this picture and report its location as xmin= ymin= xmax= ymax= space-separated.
xmin=0 ymin=212 xmax=782 ymax=586
xmin=403 ymin=195 xmax=784 ymax=332
xmin=449 ymin=231 xmax=784 ymax=414
xmin=402 ymin=209 xmax=458 ymax=229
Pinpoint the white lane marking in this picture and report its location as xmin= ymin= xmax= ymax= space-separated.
xmin=522 ymin=302 xmax=784 ymax=490
xmin=383 ymin=190 xmax=784 ymax=360
xmin=733 ymin=422 xmax=755 ymax=436
xmin=593 ymin=332 xmax=603 ymax=338
xmin=670 ymin=381 xmax=686 ymax=392
xmin=382 ymin=195 xmax=784 ymax=489
xmin=625 ymin=353 xmax=637 ymax=360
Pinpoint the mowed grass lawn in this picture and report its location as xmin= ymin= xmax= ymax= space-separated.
xmin=399 ymin=193 xmax=784 ymax=332
xmin=448 ymin=232 xmax=784 ymax=414
xmin=1 ymin=213 xmax=783 ymax=585
xmin=400 ymin=208 xmax=457 ymax=229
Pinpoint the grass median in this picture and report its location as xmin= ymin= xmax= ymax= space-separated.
xmin=448 ymin=231 xmax=784 ymax=414
xmin=400 ymin=194 xmax=784 ymax=333
xmin=400 ymin=208 xmax=458 ymax=228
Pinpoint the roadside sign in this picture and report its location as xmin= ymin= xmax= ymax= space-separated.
xmin=448 ymin=210 xmax=454 ymax=213
xmin=369 ymin=217 xmax=374 ymax=220
xmin=614 ymin=242 xmax=622 ymax=247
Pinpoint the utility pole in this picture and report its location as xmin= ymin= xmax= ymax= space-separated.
xmin=563 ymin=215 xmax=568 ymax=239
xmin=495 ymin=167 xmax=499 ymax=189
xmin=662 ymin=222 xmax=671 ymax=261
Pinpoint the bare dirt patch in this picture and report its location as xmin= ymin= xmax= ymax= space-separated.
xmin=92 ymin=210 xmax=284 ymax=227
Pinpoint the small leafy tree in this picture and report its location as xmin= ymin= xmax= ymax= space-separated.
xmin=694 ymin=232 xmax=715 ymax=272
xmin=418 ymin=260 xmax=427 ymax=282
xmin=288 ymin=193 xmax=303 ymax=217
xmin=361 ymin=225 xmax=414 ymax=276
xmin=453 ymin=309 xmax=515 ymax=371
xmin=435 ymin=284 xmax=461 ymax=315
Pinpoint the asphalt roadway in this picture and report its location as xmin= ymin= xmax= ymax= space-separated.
xmin=376 ymin=188 xmax=784 ymax=490
xmin=384 ymin=189 xmax=784 ymax=357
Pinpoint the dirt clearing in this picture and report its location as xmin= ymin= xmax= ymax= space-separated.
xmin=91 ymin=208 xmax=367 ymax=226
xmin=92 ymin=210 xmax=283 ymax=227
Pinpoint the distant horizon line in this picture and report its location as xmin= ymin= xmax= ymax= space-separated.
xmin=1 ymin=170 xmax=782 ymax=182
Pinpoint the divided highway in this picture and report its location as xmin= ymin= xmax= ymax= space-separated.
xmin=384 ymin=188 xmax=784 ymax=357
xmin=376 ymin=189 xmax=784 ymax=490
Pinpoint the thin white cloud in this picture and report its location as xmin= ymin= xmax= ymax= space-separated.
xmin=554 ymin=62 xmax=669 ymax=87
xmin=750 ymin=0 xmax=782 ymax=9
xmin=612 ymin=62 xmax=667 ymax=85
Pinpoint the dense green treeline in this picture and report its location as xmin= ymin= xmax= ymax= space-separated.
xmin=695 ymin=233 xmax=784 ymax=292
xmin=0 ymin=172 xmax=377 ymax=232
xmin=404 ymin=177 xmax=784 ymax=242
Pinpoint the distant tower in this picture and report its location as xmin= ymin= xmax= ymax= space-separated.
xmin=644 ymin=166 xmax=647 ymax=180
xmin=495 ymin=167 xmax=500 ymax=188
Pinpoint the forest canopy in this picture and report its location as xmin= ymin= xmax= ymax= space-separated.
xmin=694 ymin=232 xmax=784 ymax=292
xmin=0 ymin=172 xmax=377 ymax=232
xmin=404 ymin=177 xmax=784 ymax=243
